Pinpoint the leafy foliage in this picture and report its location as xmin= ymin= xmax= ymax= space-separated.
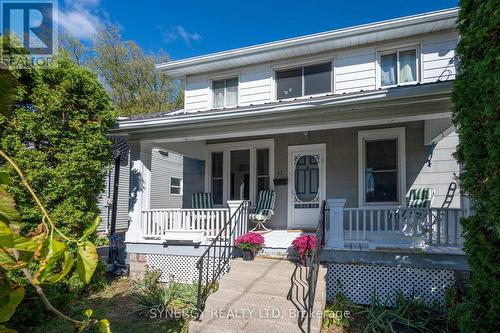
xmin=0 ymin=38 xmax=115 ymax=332
xmin=322 ymin=287 xmax=363 ymax=330
xmin=452 ymin=1 xmax=500 ymax=331
xmin=0 ymin=37 xmax=116 ymax=237
xmin=131 ymin=271 xmax=197 ymax=319
xmin=89 ymin=26 xmax=182 ymax=116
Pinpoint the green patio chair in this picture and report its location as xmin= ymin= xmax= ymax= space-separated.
xmin=249 ymin=190 xmax=276 ymax=232
xmin=407 ymin=188 xmax=435 ymax=208
xmin=401 ymin=187 xmax=435 ymax=235
xmin=192 ymin=192 xmax=214 ymax=209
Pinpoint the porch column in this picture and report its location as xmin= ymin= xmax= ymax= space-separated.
xmin=326 ymin=198 xmax=346 ymax=249
xmin=125 ymin=141 xmax=152 ymax=243
xmin=227 ymin=200 xmax=245 ymax=242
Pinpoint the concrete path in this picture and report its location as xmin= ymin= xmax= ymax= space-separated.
xmin=189 ymin=258 xmax=326 ymax=333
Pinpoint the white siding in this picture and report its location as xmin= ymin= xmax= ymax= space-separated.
xmin=185 ymin=75 xmax=209 ymax=112
xmin=422 ymin=32 xmax=458 ymax=83
xmin=183 ymin=30 xmax=458 ymax=110
xmin=150 ymin=149 xmax=184 ymax=209
xmin=335 ymin=48 xmax=376 ymax=94
xmin=410 ymin=131 xmax=460 ymax=208
xmin=239 ymin=64 xmax=272 ymax=106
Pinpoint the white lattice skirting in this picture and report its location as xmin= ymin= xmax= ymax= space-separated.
xmin=326 ymin=263 xmax=455 ymax=305
xmin=146 ymin=254 xmax=229 ymax=283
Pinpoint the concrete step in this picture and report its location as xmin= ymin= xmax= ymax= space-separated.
xmin=203 ymin=292 xmax=324 ymax=324
xmin=219 ymin=276 xmax=326 ymax=298
xmin=189 ymin=258 xmax=327 ymax=333
xmin=189 ymin=315 xmax=321 ymax=333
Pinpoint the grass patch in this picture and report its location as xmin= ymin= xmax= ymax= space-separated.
xmin=28 ymin=277 xmax=191 ymax=333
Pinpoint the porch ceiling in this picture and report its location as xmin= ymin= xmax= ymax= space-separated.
xmin=112 ymin=81 xmax=453 ymax=143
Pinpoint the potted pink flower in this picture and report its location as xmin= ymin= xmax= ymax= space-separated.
xmin=292 ymin=235 xmax=317 ymax=266
xmin=235 ymin=232 xmax=265 ymax=261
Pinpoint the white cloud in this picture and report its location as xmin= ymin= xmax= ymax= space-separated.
xmin=163 ymin=25 xmax=201 ymax=47
xmin=56 ymin=0 xmax=104 ymax=40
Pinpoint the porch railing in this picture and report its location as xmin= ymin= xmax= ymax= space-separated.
xmin=305 ymin=200 xmax=326 ymax=333
xmin=141 ymin=208 xmax=231 ymax=239
xmin=343 ymin=207 xmax=464 ymax=246
xmin=327 ymin=199 xmax=465 ymax=249
xmin=195 ymin=201 xmax=249 ymax=319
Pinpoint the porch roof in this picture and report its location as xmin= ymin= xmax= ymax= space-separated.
xmin=112 ymin=81 xmax=453 ymax=142
xmin=156 ymin=8 xmax=458 ymax=79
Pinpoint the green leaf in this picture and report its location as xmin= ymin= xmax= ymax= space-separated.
xmin=97 ymin=319 xmax=111 ymax=333
xmin=0 ymin=189 xmax=20 ymax=224
xmin=0 ymin=324 xmax=18 ymax=332
xmin=0 ymin=278 xmax=24 ymax=322
xmin=0 ymin=249 xmax=27 ymax=271
xmin=0 ymin=222 xmax=36 ymax=253
xmin=34 ymin=238 xmax=66 ymax=284
xmin=43 ymin=251 xmax=74 ymax=284
xmin=80 ymin=216 xmax=101 ymax=240
xmin=77 ymin=241 xmax=98 ymax=284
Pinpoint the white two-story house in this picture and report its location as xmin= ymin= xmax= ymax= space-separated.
xmin=113 ymin=8 xmax=469 ymax=309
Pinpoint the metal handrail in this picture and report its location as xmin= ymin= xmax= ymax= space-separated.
xmin=194 ymin=200 xmax=249 ymax=319
xmin=305 ymin=200 xmax=326 ymax=332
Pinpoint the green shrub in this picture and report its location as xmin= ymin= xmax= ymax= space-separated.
xmin=131 ymin=271 xmax=197 ymax=319
xmin=323 ymin=283 xmax=363 ymax=330
xmin=452 ymin=1 xmax=500 ymax=332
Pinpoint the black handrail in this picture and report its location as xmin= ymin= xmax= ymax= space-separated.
xmin=194 ymin=200 xmax=249 ymax=319
xmin=305 ymin=200 xmax=327 ymax=332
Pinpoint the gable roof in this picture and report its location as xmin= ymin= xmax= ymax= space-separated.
xmin=156 ymin=8 xmax=458 ymax=79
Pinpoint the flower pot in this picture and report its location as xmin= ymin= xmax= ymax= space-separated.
xmin=242 ymin=250 xmax=255 ymax=261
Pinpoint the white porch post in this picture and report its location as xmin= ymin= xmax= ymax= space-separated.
xmin=326 ymin=198 xmax=346 ymax=249
xmin=125 ymin=141 xmax=152 ymax=243
xmin=227 ymin=200 xmax=244 ymax=243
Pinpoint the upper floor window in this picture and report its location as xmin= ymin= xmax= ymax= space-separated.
xmin=379 ymin=48 xmax=418 ymax=87
xmin=212 ymin=77 xmax=238 ymax=108
xmin=276 ymin=62 xmax=332 ymax=100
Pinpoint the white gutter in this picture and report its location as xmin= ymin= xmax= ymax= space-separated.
xmin=156 ymin=8 xmax=458 ymax=75
xmin=114 ymin=81 xmax=453 ymax=132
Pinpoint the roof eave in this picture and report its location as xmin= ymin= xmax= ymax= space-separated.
xmin=156 ymin=8 xmax=458 ymax=78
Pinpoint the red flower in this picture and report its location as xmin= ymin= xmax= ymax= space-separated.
xmin=292 ymin=235 xmax=316 ymax=258
xmin=235 ymin=232 xmax=265 ymax=253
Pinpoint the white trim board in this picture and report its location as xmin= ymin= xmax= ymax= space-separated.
xmin=358 ymin=127 xmax=406 ymax=208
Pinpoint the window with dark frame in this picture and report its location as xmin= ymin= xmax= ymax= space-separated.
xmin=211 ymin=152 xmax=224 ymax=205
xmin=170 ymin=177 xmax=183 ymax=195
xmin=212 ymin=77 xmax=238 ymax=108
xmin=276 ymin=62 xmax=332 ymax=100
xmin=364 ymin=139 xmax=398 ymax=203
xmin=256 ymin=149 xmax=270 ymax=194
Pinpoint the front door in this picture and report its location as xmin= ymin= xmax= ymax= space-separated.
xmin=288 ymin=144 xmax=326 ymax=229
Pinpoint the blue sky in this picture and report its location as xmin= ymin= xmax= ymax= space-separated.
xmin=58 ymin=0 xmax=458 ymax=60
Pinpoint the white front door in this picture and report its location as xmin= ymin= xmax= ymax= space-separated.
xmin=288 ymin=144 xmax=326 ymax=229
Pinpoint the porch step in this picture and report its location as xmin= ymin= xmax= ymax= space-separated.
xmin=189 ymin=258 xmax=327 ymax=333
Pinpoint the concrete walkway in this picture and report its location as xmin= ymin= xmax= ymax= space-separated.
xmin=189 ymin=258 xmax=326 ymax=333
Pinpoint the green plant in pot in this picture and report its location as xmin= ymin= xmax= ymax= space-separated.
xmin=235 ymin=232 xmax=265 ymax=260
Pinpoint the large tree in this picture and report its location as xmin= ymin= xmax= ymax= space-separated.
xmin=0 ymin=39 xmax=117 ymax=236
xmin=90 ymin=26 xmax=181 ymax=116
xmin=452 ymin=1 xmax=499 ymax=332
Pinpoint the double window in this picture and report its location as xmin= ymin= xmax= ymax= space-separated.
xmin=275 ymin=62 xmax=332 ymax=100
xmin=212 ymin=77 xmax=238 ymax=108
xmin=170 ymin=177 xmax=183 ymax=195
xmin=358 ymin=128 xmax=405 ymax=206
xmin=379 ymin=47 xmax=418 ymax=87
